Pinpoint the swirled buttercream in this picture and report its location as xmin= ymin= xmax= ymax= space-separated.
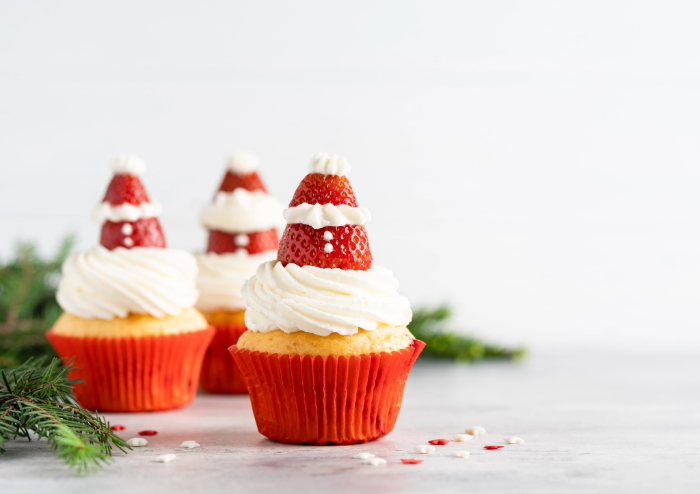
xmin=57 ymin=246 xmax=199 ymax=320
xmin=92 ymin=201 xmax=162 ymax=223
xmin=227 ymin=151 xmax=259 ymax=174
xmin=308 ymin=152 xmax=351 ymax=176
xmin=201 ymin=189 xmax=284 ymax=233
xmin=195 ymin=250 xmax=277 ymax=312
xmin=242 ymin=261 xmax=412 ymax=336
xmin=283 ymin=203 xmax=371 ymax=229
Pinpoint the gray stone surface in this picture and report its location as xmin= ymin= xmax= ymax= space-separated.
xmin=1 ymin=351 xmax=699 ymax=493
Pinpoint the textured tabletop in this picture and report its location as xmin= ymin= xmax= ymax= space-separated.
xmin=1 ymin=351 xmax=699 ymax=494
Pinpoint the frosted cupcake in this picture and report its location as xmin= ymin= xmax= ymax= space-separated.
xmin=231 ymin=152 xmax=424 ymax=445
xmin=47 ymin=155 xmax=214 ymax=412
xmin=195 ymin=151 xmax=283 ymax=393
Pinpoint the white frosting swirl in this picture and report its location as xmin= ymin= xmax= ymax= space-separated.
xmin=283 ymin=203 xmax=371 ymax=229
xmin=92 ymin=201 xmax=162 ymax=223
xmin=57 ymin=246 xmax=199 ymax=320
xmin=195 ymin=250 xmax=277 ymax=312
xmin=227 ymin=151 xmax=259 ymax=174
xmin=201 ymin=189 xmax=284 ymax=233
xmin=308 ymin=152 xmax=351 ymax=176
xmin=242 ymin=261 xmax=412 ymax=336
xmin=111 ymin=154 xmax=146 ymax=175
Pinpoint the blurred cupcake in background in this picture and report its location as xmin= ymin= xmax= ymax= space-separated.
xmin=196 ymin=151 xmax=283 ymax=393
xmin=47 ymin=155 xmax=214 ymax=412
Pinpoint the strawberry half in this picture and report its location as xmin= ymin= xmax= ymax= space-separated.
xmin=289 ymin=173 xmax=358 ymax=207
xmin=218 ymin=171 xmax=267 ymax=194
xmin=277 ymin=224 xmax=372 ymax=270
xmin=103 ymin=174 xmax=150 ymax=205
xmin=207 ymin=228 xmax=279 ymax=255
xmin=100 ymin=218 xmax=166 ymax=250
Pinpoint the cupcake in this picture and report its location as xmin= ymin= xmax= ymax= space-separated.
xmin=47 ymin=155 xmax=214 ymax=412
xmin=230 ymin=152 xmax=424 ymax=445
xmin=195 ymin=151 xmax=283 ymax=393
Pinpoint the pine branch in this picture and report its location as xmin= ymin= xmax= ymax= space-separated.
xmin=408 ymin=305 xmax=526 ymax=361
xmin=0 ymin=356 xmax=130 ymax=473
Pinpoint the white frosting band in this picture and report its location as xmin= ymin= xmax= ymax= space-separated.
xmin=308 ymin=152 xmax=351 ymax=176
xmin=242 ymin=261 xmax=412 ymax=336
xmin=195 ymin=250 xmax=277 ymax=312
xmin=227 ymin=151 xmax=259 ymax=174
xmin=201 ymin=189 xmax=284 ymax=233
xmin=92 ymin=201 xmax=162 ymax=224
xmin=57 ymin=246 xmax=199 ymax=320
xmin=283 ymin=203 xmax=371 ymax=229
xmin=111 ymin=154 xmax=146 ymax=175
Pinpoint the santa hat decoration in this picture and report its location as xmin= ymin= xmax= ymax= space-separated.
xmin=92 ymin=154 xmax=166 ymax=250
xmin=277 ymin=152 xmax=372 ymax=270
xmin=201 ymin=151 xmax=281 ymax=255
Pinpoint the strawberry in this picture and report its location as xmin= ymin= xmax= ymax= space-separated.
xmin=103 ymin=174 xmax=150 ymax=205
xmin=100 ymin=218 xmax=166 ymax=250
xmin=207 ymin=228 xmax=279 ymax=255
xmin=218 ymin=171 xmax=267 ymax=194
xmin=277 ymin=224 xmax=372 ymax=270
xmin=289 ymin=173 xmax=358 ymax=207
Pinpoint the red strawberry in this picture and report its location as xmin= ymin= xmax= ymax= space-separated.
xmin=289 ymin=173 xmax=358 ymax=207
xmin=277 ymin=224 xmax=372 ymax=270
xmin=103 ymin=174 xmax=150 ymax=205
xmin=218 ymin=171 xmax=267 ymax=194
xmin=100 ymin=218 xmax=166 ymax=250
xmin=207 ymin=228 xmax=279 ymax=255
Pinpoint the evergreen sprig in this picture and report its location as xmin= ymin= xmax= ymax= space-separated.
xmin=0 ymin=356 xmax=130 ymax=473
xmin=409 ymin=305 xmax=526 ymax=361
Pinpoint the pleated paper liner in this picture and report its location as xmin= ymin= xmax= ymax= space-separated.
xmin=230 ymin=338 xmax=425 ymax=445
xmin=199 ymin=323 xmax=249 ymax=394
xmin=46 ymin=326 xmax=215 ymax=412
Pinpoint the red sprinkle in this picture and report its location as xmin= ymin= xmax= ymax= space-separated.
xmin=428 ymin=439 xmax=450 ymax=445
xmin=110 ymin=425 xmax=126 ymax=431
xmin=138 ymin=430 xmax=158 ymax=436
xmin=484 ymin=445 xmax=504 ymax=450
xmin=401 ymin=459 xmax=423 ymax=464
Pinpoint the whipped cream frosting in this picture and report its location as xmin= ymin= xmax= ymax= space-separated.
xmin=227 ymin=151 xmax=259 ymax=174
xmin=308 ymin=152 xmax=351 ymax=176
xmin=111 ymin=154 xmax=146 ymax=175
xmin=92 ymin=201 xmax=162 ymax=223
xmin=57 ymin=246 xmax=199 ymax=320
xmin=201 ymin=189 xmax=284 ymax=233
xmin=242 ymin=261 xmax=412 ymax=336
xmin=195 ymin=250 xmax=277 ymax=312
xmin=283 ymin=203 xmax=371 ymax=229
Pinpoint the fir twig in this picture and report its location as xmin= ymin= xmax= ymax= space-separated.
xmin=408 ymin=305 xmax=526 ymax=361
xmin=0 ymin=356 xmax=130 ymax=473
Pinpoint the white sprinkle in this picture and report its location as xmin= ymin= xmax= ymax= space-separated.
xmin=155 ymin=454 xmax=176 ymax=463
xmin=414 ymin=445 xmax=436 ymax=454
xmin=126 ymin=438 xmax=148 ymax=447
xmin=324 ymin=243 xmax=333 ymax=253
xmin=363 ymin=458 xmax=387 ymax=466
xmin=180 ymin=441 xmax=201 ymax=449
xmin=453 ymin=451 xmax=471 ymax=458
xmin=505 ymin=436 xmax=525 ymax=444
xmin=454 ymin=434 xmax=474 ymax=442
xmin=323 ymin=231 xmax=334 ymax=241
xmin=121 ymin=223 xmax=133 ymax=235
xmin=465 ymin=426 xmax=486 ymax=436
xmin=234 ymin=233 xmax=250 ymax=247
xmin=123 ymin=237 xmax=134 ymax=247
xmin=353 ymin=452 xmax=375 ymax=460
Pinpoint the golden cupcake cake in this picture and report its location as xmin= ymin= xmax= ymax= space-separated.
xmin=231 ymin=152 xmax=424 ymax=444
xmin=195 ymin=151 xmax=282 ymax=393
xmin=47 ymin=155 xmax=214 ymax=412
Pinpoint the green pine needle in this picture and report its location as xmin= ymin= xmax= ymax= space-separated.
xmin=408 ymin=305 xmax=526 ymax=362
xmin=0 ymin=356 xmax=130 ymax=474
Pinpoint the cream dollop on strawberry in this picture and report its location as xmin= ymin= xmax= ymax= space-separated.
xmin=277 ymin=155 xmax=372 ymax=270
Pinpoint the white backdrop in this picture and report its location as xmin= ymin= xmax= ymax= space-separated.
xmin=1 ymin=1 xmax=699 ymax=351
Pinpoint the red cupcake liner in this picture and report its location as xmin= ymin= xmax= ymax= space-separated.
xmin=46 ymin=326 xmax=215 ymax=412
xmin=230 ymin=338 xmax=425 ymax=445
xmin=199 ymin=323 xmax=249 ymax=394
